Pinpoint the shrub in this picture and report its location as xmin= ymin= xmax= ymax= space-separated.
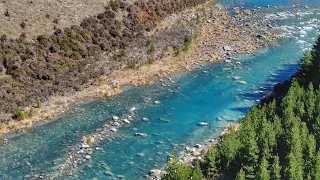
xmin=148 ymin=43 xmax=156 ymax=54
xmin=183 ymin=35 xmax=192 ymax=52
xmin=127 ymin=60 xmax=136 ymax=69
xmin=173 ymin=46 xmax=181 ymax=57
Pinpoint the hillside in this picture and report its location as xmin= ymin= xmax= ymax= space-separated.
xmin=0 ymin=0 xmax=277 ymax=134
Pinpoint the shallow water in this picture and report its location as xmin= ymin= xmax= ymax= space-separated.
xmin=1 ymin=1 xmax=320 ymax=180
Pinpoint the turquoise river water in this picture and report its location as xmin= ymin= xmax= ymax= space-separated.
xmin=1 ymin=0 xmax=320 ymax=179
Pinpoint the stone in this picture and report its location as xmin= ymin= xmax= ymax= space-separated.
xmin=85 ymin=155 xmax=91 ymax=160
xmin=112 ymin=116 xmax=119 ymax=120
xmin=110 ymin=127 xmax=117 ymax=132
xmin=114 ymin=122 xmax=120 ymax=126
xmin=123 ymin=119 xmax=130 ymax=124
xmin=105 ymin=171 xmax=113 ymax=176
xmin=142 ymin=117 xmax=149 ymax=121
xmin=223 ymin=46 xmax=233 ymax=51
xmin=194 ymin=144 xmax=202 ymax=148
xmin=129 ymin=107 xmax=136 ymax=112
xmin=95 ymin=147 xmax=104 ymax=151
xmin=238 ymin=80 xmax=247 ymax=85
xmin=224 ymin=59 xmax=232 ymax=63
xmin=81 ymin=143 xmax=89 ymax=149
xmin=137 ymin=153 xmax=145 ymax=157
xmin=233 ymin=76 xmax=241 ymax=80
xmin=198 ymin=122 xmax=209 ymax=126
xmin=192 ymin=151 xmax=201 ymax=157
xmin=116 ymin=175 xmax=126 ymax=179
xmin=135 ymin=133 xmax=148 ymax=137
xmin=154 ymin=101 xmax=161 ymax=104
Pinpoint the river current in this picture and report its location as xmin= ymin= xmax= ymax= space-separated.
xmin=1 ymin=0 xmax=320 ymax=179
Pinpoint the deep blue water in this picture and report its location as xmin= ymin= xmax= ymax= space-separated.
xmin=0 ymin=1 xmax=320 ymax=180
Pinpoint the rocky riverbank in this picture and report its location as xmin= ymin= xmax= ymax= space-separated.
xmin=145 ymin=123 xmax=240 ymax=180
xmin=0 ymin=1 xmax=278 ymax=136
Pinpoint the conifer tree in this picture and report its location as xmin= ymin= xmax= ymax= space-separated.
xmin=311 ymin=152 xmax=320 ymax=180
xmin=257 ymin=157 xmax=270 ymax=180
xmin=191 ymin=161 xmax=203 ymax=180
xmin=236 ymin=168 xmax=246 ymax=180
xmin=271 ymin=155 xmax=281 ymax=180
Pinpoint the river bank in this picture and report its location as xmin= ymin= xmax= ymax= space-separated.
xmin=0 ymin=2 xmax=278 ymax=136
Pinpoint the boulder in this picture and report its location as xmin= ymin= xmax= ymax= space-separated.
xmin=194 ymin=144 xmax=202 ymax=148
xmin=129 ymin=107 xmax=136 ymax=112
xmin=198 ymin=122 xmax=209 ymax=126
xmin=123 ymin=119 xmax=130 ymax=124
xmin=192 ymin=151 xmax=201 ymax=157
xmin=238 ymin=80 xmax=247 ymax=85
xmin=154 ymin=101 xmax=161 ymax=104
xmin=85 ymin=155 xmax=91 ymax=160
xmin=110 ymin=127 xmax=117 ymax=132
xmin=223 ymin=46 xmax=233 ymax=51
xmin=112 ymin=116 xmax=119 ymax=120
xmin=135 ymin=133 xmax=148 ymax=137
xmin=142 ymin=117 xmax=149 ymax=121
xmin=114 ymin=122 xmax=120 ymax=126
xmin=81 ymin=143 xmax=89 ymax=149
xmin=105 ymin=171 xmax=113 ymax=176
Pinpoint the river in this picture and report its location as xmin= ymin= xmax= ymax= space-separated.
xmin=0 ymin=0 xmax=320 ymax=179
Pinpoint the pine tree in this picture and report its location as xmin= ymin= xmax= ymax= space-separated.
xmin=311 ymin=152 xmax=320 ymax=180
xmin=313 ymin=115 xmax=320 ymax=149
xmin=271 ymin=155 xmax=281 ymax=180
xmin=236 ymin=168 xmax=246 ymax=180
xmin=162 ymin=156 xmax=192 ymax=180
xmin=191 ymin=161 xmax=203 ymax=180
xmin=202 ymin=147 xmax=217 ymax=178
xmin=257 ymin=157 xmax=270 ymax=180
xmin=303 ymin=134 xmax=316 ymax=179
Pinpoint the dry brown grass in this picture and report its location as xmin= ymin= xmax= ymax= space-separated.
xmin=0 ymin=0 xmax=108 ymax=39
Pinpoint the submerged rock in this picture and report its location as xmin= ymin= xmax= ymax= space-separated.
xmin=123 ymin=119 xmax=130 ymax=124
xmin=85 ymin=155 xmax=91 ymax=160
xmin=135 ymin=133 xmax=148 ymax=137
xmin=129 ymin=107 xmax=136 ymax=112
xmin=105 ymin=171 xmax=113 ymax=176
xmin=154 ymin=101 xmax=161 ymax=104
xmin=198 ymin=122 xmax=209 ymax=126
xmin=137 ymin=153 xmax=145 ymax=157
xmin=238 ymin=80 xmax=247 ymax=84
xmin=112 ymin=116 xmax=119 ymax=120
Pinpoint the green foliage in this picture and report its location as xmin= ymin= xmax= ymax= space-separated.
xmin=127 ymin=60 xmax=136 ymax=69
xmin=191 ymin=161 xmax=203 ymax=180
xmin=183 ymin=36 xmax=192 ymax=52
xmin=36 ymin=100 xmax=41 ymax=108
xmin=202 ymin=148 xmax=218 ymax=178
xmin=162 ymin=156 xmax=192 ymax=180
xmin=271 ymin=156 xmax=281 ymax=180
xmin=148 ymin=43 xmax=156 ymax=54
xmin=236 ymin=168 xmax=246 ymax=180
xmin=257 ymin=157 xmax=270 ymax=180
xmin=173 ymin=47 xmax=181 ymax=57
xmin=14 ymin=108 xmax=35 ymax=121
